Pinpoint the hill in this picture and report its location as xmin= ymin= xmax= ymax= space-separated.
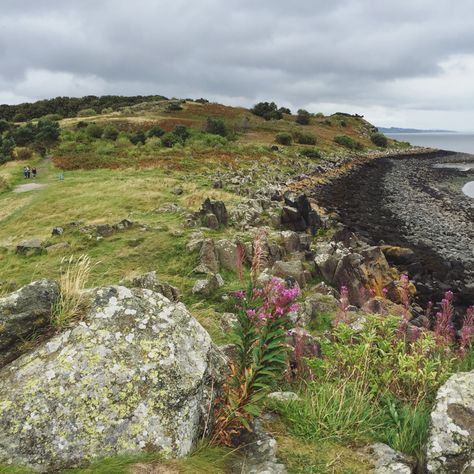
xmin=0 ymin=97 xmax=438 ymax=473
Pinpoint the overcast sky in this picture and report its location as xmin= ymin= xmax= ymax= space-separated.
xmin=1 ymin=0 xmax=474 ymax=130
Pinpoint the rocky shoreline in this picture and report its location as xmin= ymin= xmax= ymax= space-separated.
xmin=311 ymin=149 xmax=474 ymax=312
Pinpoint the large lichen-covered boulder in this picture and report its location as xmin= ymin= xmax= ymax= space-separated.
xmin=426 ymin=370 xmax=474 ymax=473
xmin=0 ymin=279 xmax=59 ymax=368
xmin=0 ymin=286 xmax=225 ymax=472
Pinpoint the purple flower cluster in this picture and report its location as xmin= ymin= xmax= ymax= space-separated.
xmin=236 ymin=277 xmax=300 ymax=322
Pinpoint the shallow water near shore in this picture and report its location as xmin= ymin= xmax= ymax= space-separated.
xmin=387 ymin=132 xmax=474 ymax=154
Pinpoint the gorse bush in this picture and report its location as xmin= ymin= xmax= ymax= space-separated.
xmin=371 ymin=132 xmax=388 ymax=148
xmin=173 ymin=125 xmax=190 ymax=141
xmin=0 ymin=136 xmax=15 ymax=164
xmin=147 ymin=126 xmax=165 ymax=138
xmin=294 ymin=131 xmax=317 ymax=145
xmin=296 ymin=109 xmax=311 ymax=125
xmin=161 ymin=132 xmax=181 ymax=148
xmin=102 ymin=126 xmax=119 ymax=141
xmin=77 ymin=108 xmax=97 ymax=117
xmin=129 ymin=129 xmax=146 ymax=145
xmin=275 ymin=132 xmax=292 ymax=145
xmin=85 ymin=123 xmax=104 ymax=139
xmin=300 ymin=148 xmax=321 ymax=159
xmin=334 ymin=134 xmax=363 ymax=150
xmin=205 ymin=117 xmax=227 ymax=137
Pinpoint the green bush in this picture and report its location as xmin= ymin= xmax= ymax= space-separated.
xmin=275 ymin=132 xmax=292 ymax=145
xmin=102 ymin=126 xmax=119 ymax=141
xmin=173 ymin=125 xmax=190 ymax=141
xmin=161 ymin=132 xmax=181 ymax=148
xmin=85 ymin=123 xmax=104 ymax=139
xmin=205 ymin=117 xmax=227 ymax=137
xmin=371 ymin=132 xmax=388 ymax=148
xmin=0 ymin=136 xmax=15 ymax=164
xmin=334 ymin=135 xmax=363 ymax=150
xmin=296 ymin=109 xmax=311 ymax=125
xmin=147 ymin=126 xmax=165 ymax=138
xmin=101 ymin=107 xmax=114 ymax=114
xmin=129 ymin=130 xmax=146 ymax=145
xmin=77 ymin=108 xmax=97 ymax=117
xmin=315 ymin=112 xmax=325 ymax=118
xmin=300 ymin=148 xmax=321 ymax=159
xmin=165 ymin=102 xmax=183 ymax=112
xmin=41 ymin=113 xmax=62 ymax=122
xmin=278 ymin=107 xmax=291 ymax=115
xmin=251 ymin=102 xmax=283 ymax=121
xmin=294 ymin=131 xmax=317 ymax=145
xmin=0 ymin=119 xmax=10 ymax=134
xmin=10 ymin=123 xmax=35 ymax=146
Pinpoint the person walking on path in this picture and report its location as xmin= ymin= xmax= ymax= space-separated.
xmin=26 ymin=166 xmax=31 ymax=179
xmin=32 ymin=167 xmax=37 ymax=178
xmin=23 ymin=167 xmax=28 ymax=179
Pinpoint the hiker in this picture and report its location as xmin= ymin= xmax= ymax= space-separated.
xmin=26 ymin=166 xmax=31 ymax=179
xmin=32 ymin=167 xmax=37 ymax=178
xmin=23 ymin=167 xmax=28 ymax=179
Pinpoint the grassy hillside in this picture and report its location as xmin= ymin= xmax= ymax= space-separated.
xmin=0 ymin=98 xmax=407 ymax=473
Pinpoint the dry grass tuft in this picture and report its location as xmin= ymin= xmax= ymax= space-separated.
xmin=52 ymin=254 xmax=94 ymax=330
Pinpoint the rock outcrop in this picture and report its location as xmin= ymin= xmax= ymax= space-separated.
xmin=0 ymin=279 xmax=59 ymax=368
xmin=0 ymin=286 xmax=225 ymax=472
xmin=426 ymin=370 xmax=474 ymax=473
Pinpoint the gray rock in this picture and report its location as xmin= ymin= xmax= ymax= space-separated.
xmin=201 ymin=213 xmax=219 ymax=230
xmin=16 ymin=239 xmax=43 ymax=256
xmin=95 ymin=224 xmax=113 ymax=237
xmin=192 ymin=274 xmax=224 ymax=296
xmin=196 ymin=239 xmax=219 ymax=274
xmin=368 ymin=443 xmax=414 ymax=474
xmin=51 ymin=227 xmax=64 ymax=236
xmin=220 ymin=312 xmax=237 ymax=332
xmin=215 ymin=239 xmax=239 ymax=272
xmin=426 ymin=370 xmax=474 ymax=473
xmin=267 ymin=392 xmax=300 ymax=402
xmin=0 ymin=286 xmax=225 ymax=472
xmin=120 ymin=271 xmax=180 ymax=302
xmin=272 ymin=260 xmax=307 ymax=288
xmin=112 ymin=219 xmax=134 ymax=231
xmin=45 ymin=242 xmax=70 ymax=254
xmin=0 ymin=279 xmax=60 ymax=368
xmin=186 ymin=231 xmax=205 ymax=252
xmin=172 ymin=187 xmax=184 ymax=195
xmin=280 ymin=230 xmax=301 ymax=253
xmin=199 ymin=198 xmax=228 ymax=228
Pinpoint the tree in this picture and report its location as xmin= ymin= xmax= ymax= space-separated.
xmin=296 ymin=109 xmax=311 ymax=125
xmin=85 ymin=123 xmax=104 ymax=139
xmin=205 ymin=117 xmax=227 ymax=136
xmin=251 ymin=102 xmax=282 ymax=121
xmin=10 ymin=123 xmax=35 ymax=146
xmin=278 ymin=107 xmax=291 ymax=115
xmin=0 ymin=136 xmax=15 ymax=164
xmin=33 ymin=120 xmax=60 ymax=155
xmin=161 ymin=132 xmax=180 ymax=148
xmin=0 ymin=120 xmax=10 ymax=134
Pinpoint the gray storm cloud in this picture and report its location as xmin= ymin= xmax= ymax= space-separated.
xmin=1 ymin=0 xmax=474 ymax=129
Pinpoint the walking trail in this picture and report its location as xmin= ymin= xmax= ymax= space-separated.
xmin=12 ymin=158 xmax=53 ymax=194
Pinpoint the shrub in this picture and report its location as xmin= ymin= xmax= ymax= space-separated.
xmin=101 ymin=107 xmax=114 ymax=114
xmin=300 ymin=148 xmax=321 ymax=159
xmin=75 ymin=121 xmax=88 ymax=129
xmin=15 ymin=148 xmax=33 ymax=161
xmin=161 ymin=132 xmax=181 ymax=148
xmin=278 ymin=107 xmax=291 ymax=115
xmin=315 ymin=112 xmax=325 ymax=118
xmin=0 ymin=136 xmax=15 ymax=164
xmin=33 ymin=120 xmax=60 ymax=154
xmin=85 ymin=123 xmax=104 ymax=139
xmin=102 ymin=126 xmax=119 ymax=141
xmin=296 ymin=109 xmax=311 ymax=125
xmin=334 ymin=135 xmax=363 ymax=150
xmin=340 ymin=120 xmax=347 ymax=127
xmin=77 ymin=108 xmax=97 ymax=117
xmin=173 ymin=125 xmax=190 ymax=141
xmin=41 ymin=113 xmax=62 ymax=122
xmin=275 ymin=132 xmax=292 ymax=145
xmin=251 ymin=102 xmax=282 ymax=121
xmin=129 ymin=129 xmax=147 ymax=145
xmin=195 ymin=98 xmax=209 ymax=104
xmin=371 ymin=132 xmax=388 ymax=148
xmin=166 ymin=102 xmax=183 ymax=112
xmin=147 ymin=126 xmax=165 ymax=138
xmin=294 ymin=131 xmax=317 ymax=145
xmin=205 ymin=117 xmax=227 ymax=137
xmin=0 ymin=120 xmax=11 ymax=133
xmin=10 ymin=123 xmax=35 ymax=146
